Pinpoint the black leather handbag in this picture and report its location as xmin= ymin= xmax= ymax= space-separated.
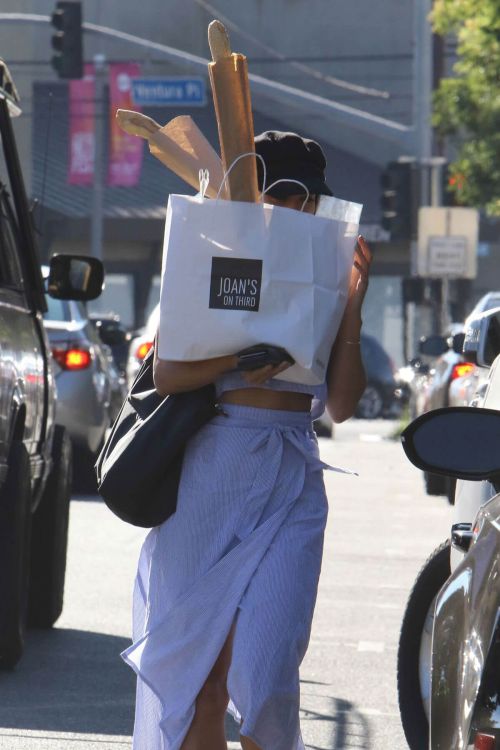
xmin=95 ymin=348 xmax=219 ymax=528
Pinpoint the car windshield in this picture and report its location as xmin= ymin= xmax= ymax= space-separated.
xmin=43 ymin=295 xmax=71 ymax=322
xmin=484 ymin=296 xmax=500 ymax=312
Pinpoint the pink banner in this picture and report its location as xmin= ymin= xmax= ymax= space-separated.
xmin=68 ymin=64 xmax=95 ymax=185
xmin=107 ymin=63 xmax=143 ymax=187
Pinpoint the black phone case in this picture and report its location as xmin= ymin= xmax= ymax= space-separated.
xmin=236 ymin=345 xmax=295 ymax=371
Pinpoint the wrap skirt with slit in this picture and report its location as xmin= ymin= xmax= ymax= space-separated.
xmin=122 ymin=403 xmax=350 ymax=750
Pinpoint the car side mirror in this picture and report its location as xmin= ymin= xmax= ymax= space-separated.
xmin=401 ymin=407 xmax=500 ymax=482
xmin=418 ymin=335 xmax=449 ymax=357
xmin=464 ymin=307 xmax=500 ymax=368
xmin=451 ymin=332 xmax=465 ymax=354
xmin=47 ymin=254 xmax=104 ymax=302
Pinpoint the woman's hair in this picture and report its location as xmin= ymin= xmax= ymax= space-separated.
xmin=254 ymin=130 xmax=332 ymax=198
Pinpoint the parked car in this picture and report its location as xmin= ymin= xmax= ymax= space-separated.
xmin=414 ymin=327 xmax=475 ymax=499
xmin=394 ymin=358 xmax=430 ymax=420
xmin=0 ymin=60 xmax=104 ymax=668
xmin=400 ymin=406 xmax=500 ymax=750
xmin=88 ymin=312 xmax=131 ymax=376
xmin=42 ymin=273 xmax=126 ymax=463
xmin=127 ymin=303 xmax=159 ymax=387
xmin=466 ymin=291 xmax=500 ymax=323
xmin=354 ymin=333 xmax=399 ymax=419
xmin=448 ymin=362 xmax=490 ymax=408
xmin=397 ymin=305 xmax=500 ymax=750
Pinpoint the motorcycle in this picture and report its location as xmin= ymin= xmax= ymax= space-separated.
xmin=397 ymin=306 xmax=500 ymax=750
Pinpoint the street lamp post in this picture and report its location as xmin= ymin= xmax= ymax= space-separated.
xmin=90 ymin=52 xmax=106 ymax=265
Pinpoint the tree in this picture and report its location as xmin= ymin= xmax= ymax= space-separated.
xmin=431 ymin=0 xmax=500 ymax=215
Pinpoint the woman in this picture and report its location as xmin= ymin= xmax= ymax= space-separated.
xmin=122 ymin=130 xmax=372 ymax=750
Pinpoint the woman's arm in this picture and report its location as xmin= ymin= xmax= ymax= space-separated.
xmin=153 ymin=349 xmax=238 ymax=395
xmin=326 ymin=236 xmax=372 ymax=422
xmin=153 ymin=346 xmax=291 ymax=396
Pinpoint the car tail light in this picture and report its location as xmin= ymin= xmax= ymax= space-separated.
xmin=136 ymin=341 xmax=154 ymax=361
xmin=451 ymin=362 xmax=475 ymax=381
xmin=474 ymin=733 xmax=496 ymax=750
xmin=52 ymin=346 xmax=92 ymax=371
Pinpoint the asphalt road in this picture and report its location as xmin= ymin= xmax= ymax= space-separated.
xmin=0 ymin=418 xmax=451 ymax=749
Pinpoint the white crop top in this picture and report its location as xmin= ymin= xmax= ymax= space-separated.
xmin=215 ymin=371 xmax=328 ymax=420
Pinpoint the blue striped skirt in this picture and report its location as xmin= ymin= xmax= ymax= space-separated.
xmin=122 ymin=404 xmax=350 ymax=750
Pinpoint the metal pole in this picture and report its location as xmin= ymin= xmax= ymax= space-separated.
xmin=429 ymin=158 xmax=451 ymax=330
xmin=414 ymin=0 xmax=433 ymax=206
xmin=90 ymin=53 xmax=106 ymax=263
xmin=430 ymin=159 xmax=445 ymax=207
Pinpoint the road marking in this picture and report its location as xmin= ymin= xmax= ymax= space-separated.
xmin=357 ymin=640 xmax=385 ymax=653
xmin=359 ymin=433 xmax=383 ymax=442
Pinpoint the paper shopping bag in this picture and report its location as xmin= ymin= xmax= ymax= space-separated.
xmin=157 ymin=194 xmax=362 ymax=384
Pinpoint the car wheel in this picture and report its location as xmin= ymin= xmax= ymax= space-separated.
xmin=0 ymin=442 xmax=32 ymax=669
xmin=423 ymin=470 xmax=448 ymax=496
xmin=397 ymin=540 xmax=451 ymax=750
xmin=355 ymin=384 xmax=383 ymax=419
xmin=27 ymin=426 xmax=72 ymax=628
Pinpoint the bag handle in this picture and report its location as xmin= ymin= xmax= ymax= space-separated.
xmin=216 ymin=151 xmax=267 ymax=201
xmin=198 ymin=168 xmax=210 ymax=199
xmin=262 ymin=179 xmax=310 ymax=212
xmin=215 ymin=153 xmax=310 ymax=212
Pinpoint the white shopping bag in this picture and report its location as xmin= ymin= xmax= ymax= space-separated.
xmin=158 ymin=193 xmax=362 ymax=385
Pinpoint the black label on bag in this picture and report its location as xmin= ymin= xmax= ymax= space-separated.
xmin=209 ymin=257 xmax=262 ymax=311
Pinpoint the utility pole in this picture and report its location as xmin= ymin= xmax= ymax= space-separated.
xmin=413 ymin=0 xmax=433 ymax=208
xmin=90 ymin=52 xmax=106 ymax=264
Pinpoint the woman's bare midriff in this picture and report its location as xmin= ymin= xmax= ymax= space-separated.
xmin=220 ymin=388 xmax=312 ymax=412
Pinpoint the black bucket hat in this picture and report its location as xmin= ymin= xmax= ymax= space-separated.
xmin=254 ymin=130 xmax=333 ymax=199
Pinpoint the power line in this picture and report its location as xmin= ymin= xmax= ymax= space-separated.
xmin=0 ymin=13 xmax=413 ymax=146
xmin=191 ymin=0 xmax=391 ymax=100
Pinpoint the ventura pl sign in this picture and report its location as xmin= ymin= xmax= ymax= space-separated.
xmin=131 ymin=77 xmax=206 ymax=107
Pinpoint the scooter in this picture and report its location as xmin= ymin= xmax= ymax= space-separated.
xmin=397 ymin=306 xmax=500 ymax=750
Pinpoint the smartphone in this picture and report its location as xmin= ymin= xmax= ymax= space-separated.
xmin=236 ymin=344 xmax=294 ymax=371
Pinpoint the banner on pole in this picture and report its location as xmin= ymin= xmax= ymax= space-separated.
xmin=68 ymin=64 xmax=95 ymax=185
xmin=108 ymin=63 xmax=143 ymax=187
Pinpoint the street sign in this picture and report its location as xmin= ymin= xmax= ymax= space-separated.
xmin=427 ymin=236 xmax=467 ymax=276
xmin=416 ymin=207 xmax=479 ymax=278
xmin=130 ymin=77 xmax=206 ymax=107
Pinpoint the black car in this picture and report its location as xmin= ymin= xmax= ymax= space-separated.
xmin=355 ymin=334 xmax=398 ymax=419
xmin=0 ymin=62 xmax=103 ymax=668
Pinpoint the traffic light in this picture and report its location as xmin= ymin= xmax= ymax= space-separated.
xmin=51 ymin=1 xmax=83 ymax=79
xmin=380 ymin=161 xmax=412 ymax=240
xmin=442 ymin=163 xmax=463 ymax=207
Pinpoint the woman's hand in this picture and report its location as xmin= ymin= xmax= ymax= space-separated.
xmin=346 ymin=235 xmax=372 ymax=313
xmin=241 ymin=361 xmax=292 ymax=386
